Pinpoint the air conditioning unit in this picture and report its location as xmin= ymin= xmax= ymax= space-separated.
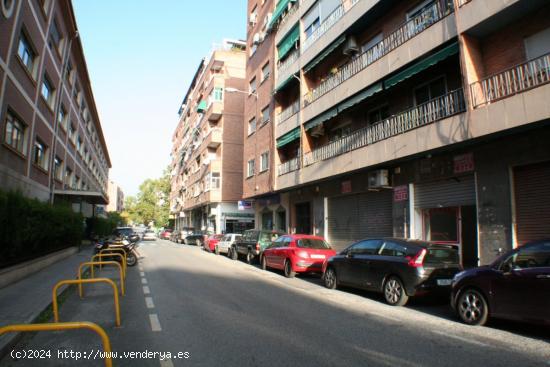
xmin=252 ymin=33 xmax=261 ymax=45
xmin=249 ymin=13 xmax=258 ymax=25
xmin=368 ymin=169 xmax=390 ymax=188
xmin=343 ymin=36 xmax=359 ymax=56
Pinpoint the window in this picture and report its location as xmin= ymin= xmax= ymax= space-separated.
xmin=75 ymin=175 xmax=80 ymax=190
xmin=247 ymin=159 xmax=255 ymax=177
xmin=348 ymin=240 xmax=382 ymax=255
xmin=414 ymin=76 xmax=446 ymax=105
xmin=54 ymin=156 xmax=63 ymax=181
xmin=261 ymin=106 xmax=270 ymax=125
xmin=305 ymin=17 xmax=320 ymax=39
xmin=250 ymin=43 xmax=258 ymax=56
xmin=260 ymin=151 xmax=269 ymax=172
xmin=68 ymin=123 xmax=76 ymax=143
xmin=379 ymin=241 xmax=407 ymax=257
xmin=17 ymin=33 xmax=36 ymax=75
xmin=58 ymin=105 xmax=67 ymax=130
xmin=211 ymin=172 xmax=220 ymax=189
xmin=65 ymin=167 xmax=72 ymax=186
xmin=76 ymin=136 xmax=82 ymax=153
xmin=4 ymin=113 xmax=26 ymax=154
xmin=213 ymin=87 xmax=223 ymax=102
xmin=65 ymin=60 xmax=74 ymax=84
xmin=261 ymin=62 xmax=270 ymax=81
xmin=248 ymin=117 xmax=256 ymax=135
xmin=48 ymin=21 xmax=62 ymax=53
xmin=423 ymin=207 xmax=458 ymax=243
xmin=329 ymin=124 xmax=351 ymax=142
xmin=367 ymin=105 xmax=390 ymax=124
xmin=500 ymin=242 xmax=550 ymax=272
xmin=41 ymin=75 xmax=54 ymax=107
xmin=249 ymin=77 xmax=257 ymax=94
xmin=33 ymin=139 xmax=48 ymax=170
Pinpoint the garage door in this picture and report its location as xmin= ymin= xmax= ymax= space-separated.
xmin=514 ymin=161 xmax=550 ymax=245
xmin=414 ymin=175 xmax=476 ymax=209
xmin=327 ymin=190 xmax=393 ymax=252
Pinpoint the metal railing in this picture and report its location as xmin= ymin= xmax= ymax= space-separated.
xmin=303 ymin=89 xmax=466 ymax=166
xmin=304 ymin=0 xmax=453 ymax=105
xmin=277 ymin=48 xmax=300 ymax=73
xmin=278 ymin=156 xmax=301 ymax=176
xmin=276 ymin=99 xmax=300 ymax=124
xmin=470 ymin=52 xmax=550 ymax=108
xmin=302 ymin=0 xmax=360 ymax=51
xmin=278 ymin=1 xmax=299 ymax=31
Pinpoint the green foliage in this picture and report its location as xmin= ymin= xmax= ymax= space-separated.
xmin=0 ymin=189 xmax=83 ymax=269
xmin=85 ymin=212 xmax=126 ymax=238
xmin=124 ymin=166 xmax=171 ymax=227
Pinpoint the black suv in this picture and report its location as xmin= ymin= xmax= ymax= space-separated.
xmin=323 ymin=238 xmax=461 ymax=306
xmin=230 ymin=229 xmax=285 ymax=263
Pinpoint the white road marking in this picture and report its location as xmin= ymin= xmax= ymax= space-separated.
xmin=145 ymin=296 xmax=155 ymax=309
xmin=160 ymin=358 xmax=174 ymax=367
xmin=140 ymin=271 xmax=145 ymax=276
xmin=430 ymin=329 xmax=490 ymax=348
xmin=143 ymin=286 xmax=150 ymax=294
xmin=149 ymin=314 xmax=162 ymax=332
xmin=141 ymin=278 xmax=148 ymax=284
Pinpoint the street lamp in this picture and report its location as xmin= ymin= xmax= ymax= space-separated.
xmin=224 ymin=87 xmax=258 ymax=99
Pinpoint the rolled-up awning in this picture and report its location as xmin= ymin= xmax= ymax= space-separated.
xmin=303 ymin=35 xmax=346 ymax=73
xmin=276 ymin=126 xmax=301 ymax=148
xmin=274 ymin=72 xmax=298 ymax=94
xmin=337 ymin=82 xmax=383 ymax=114
xmin=304 ymin=107 xmax=338 ymax=131
xmin=268 ymin=0 xmax=296 ymax=31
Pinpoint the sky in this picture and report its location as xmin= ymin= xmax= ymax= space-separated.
xmin=72 ymin=0 xmax=247 ymax=197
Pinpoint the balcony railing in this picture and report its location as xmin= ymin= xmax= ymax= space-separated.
xmin=302 ymin=0 xmax=360 ymax=51
xmin=278 ymin=2 xmax=299 ymax=31
xmin=303 ymin=89 xmax=466 ymax=166
xmin=276 ymin=99 xmax=300 ymax=124
xmin=278 ymin=156 xmax=301 ymax=176
xmin=304 ymin=0 xmax=453 ymax=106
xmin=470 ymin=52 xmax=550 ymax=108
xmin=277 ymin=48 xmax=300 ymax=74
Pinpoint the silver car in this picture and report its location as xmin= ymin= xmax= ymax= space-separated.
xmin=216 ymin=233 xmax=242 ymax=255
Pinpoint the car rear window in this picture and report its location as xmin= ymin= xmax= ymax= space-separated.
xmin=425 ymin=246 xmax=459 ymax=264
xmin=260 ymin=232 xmax=280 ymax=242
xmin=297 ymin=239 xmax=331 ymax=249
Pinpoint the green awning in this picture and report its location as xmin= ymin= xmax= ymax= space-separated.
xmin=277 ymin=25 xmax=300 ymax=60
xmin=304 ymin=107 xmax=338 ymax=131
xmin=276 ymin=127 xmax=301 ymax=148
xmin=337 ymin=82 xmax=383 ymax=113
xmin=384 ymin=42 xmax=459 ymax=89
xmin=268 ymin=0 xmax=295 ymax=31
xmin=274 ymin=73 xmax=297 ymax=94
xmin=303 ymin=35 xmax=346 ymax=74
xmin=197 ymin=100 xmax=207 ymax=112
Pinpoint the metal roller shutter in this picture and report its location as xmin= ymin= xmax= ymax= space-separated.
xmin=514 ymin=161 xmax=550 ymax=245
xmin=414 ymin=175 xmax=476 ymax=209
xmin=327 ymin=191 xmax=393 ymax=252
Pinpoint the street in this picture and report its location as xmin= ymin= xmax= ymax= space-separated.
xmin=2 ymin=239 xmax=549 ymax=367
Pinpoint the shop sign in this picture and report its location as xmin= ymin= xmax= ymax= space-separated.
xmin=238 ymin=201 xmax=252 ymax=210
xmin=454 ymin=153 xmax=474 ymax=174
xmin=393 ymin=185 xmax=408 ymax=202
xmin=341 ymin=180 xmax=352 ymax=194
xmin=257 ymin=195 xmax=280 ymax=206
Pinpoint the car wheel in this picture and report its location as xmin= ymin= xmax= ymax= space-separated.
xmin=457 ymin=288 xmax=489 ymax=326
xmin=215 ymin=246 xmax=219 ymax=255
xmin=284 ymin=260 xmax=296 ymax=278
xmin=230 ymin=248 xmax=238 ymax=260
xmin=246 ymin=251 xmax=254 ymax=264
xmin=126 ymin=252 xmax=137 ymax=267
xmin=261 ymin=256 xmax=267 ymax=270
xmin=324 ymin=267 xmax=337 ymax=289
xmin=384 ymin=276 xmax=409 ymax=306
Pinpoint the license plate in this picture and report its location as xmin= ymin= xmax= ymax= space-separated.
xmin=310 ymin=254 xmax=326 ymax=259
xmin=437 ymin=279 xmax=452 ymax=286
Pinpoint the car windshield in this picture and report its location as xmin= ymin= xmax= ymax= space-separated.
xmin=297 ymin=239 xmax=331 ymax=249
xmin=114 ymin=228 xmax=133 ymax=237
xmin=260 ymin=232 xmax=280 ymax=242
xmin=425 ymin=246 xmax=459 ymax=264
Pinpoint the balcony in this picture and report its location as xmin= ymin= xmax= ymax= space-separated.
xmin=278 ymin=156 xmax=300 ymax=176
xmin=305 ymin=1 xmax=454 ymax=106
xmin=204 ymin=128 xmax=223 ymax=148
xmin=207 ymin=100 xmax=223 ymax=121
xmin=276 ymin=100 xmax=300 ymax=138
xmin=454 ymin=0 xmax=524 ymax=34
xmin=470 ymin=53 xmax=550 ymax=108
xmin=304 ymin=89 xmax=466 ymax=166
xmin=276 ymin=49 xmax=300 ymax=87
xmin=275 ymin=2 xmax=300 ymax=45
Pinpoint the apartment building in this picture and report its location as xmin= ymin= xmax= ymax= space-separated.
xmin=170 ymin=40 xmax=254 ymax=234
xmin=106 ymin=180 xmax=124 ymax=213
xmin=0 ymin=0 xmax=111 ymax=217
xmin=265 ymin=0 xmax=550 ymax=266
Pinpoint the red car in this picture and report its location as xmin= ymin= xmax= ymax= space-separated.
xmin=260 ymin=234 xmax=336 ymax=278
xmin=204 ymin=234 xmax=224 ymax=252
xmin=160 ymin=229 xmax=172 ymax=240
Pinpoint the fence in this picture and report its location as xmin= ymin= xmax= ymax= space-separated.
xmin=278 ymin=156 xmax=301 ymax=176
xmin=276 ymin=99 xmax=300 ymax=125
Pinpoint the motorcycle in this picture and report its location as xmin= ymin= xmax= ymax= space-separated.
xmin=94 ymin=233 xmax=141 ymax=267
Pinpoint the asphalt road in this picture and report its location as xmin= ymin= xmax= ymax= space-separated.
xmin=2 ymin=239 xmax=549 ymax=367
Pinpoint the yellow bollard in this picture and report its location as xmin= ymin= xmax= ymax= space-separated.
xmin=99 ymin=248 xmax=127 ymax=274
xmin=92 ymin=253 xmax=126 ymax=277
xmin=0 ymin=322 xmax=113 ymax=367
xmin=78 ymin=261 xmax=125 ymax=297
xmin=52 ymin=278 xmax=121 ymax=327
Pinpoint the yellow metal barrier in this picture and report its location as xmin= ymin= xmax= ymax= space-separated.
xmin=0 ymin=322 xmax=113 ymax=367
xmin=92 ymin=253 xmax=126 ymax=276
xmin=98 ymin=249 xmax=127 ymax=274
xmin=78 ymin=261 xmax=125 ymax=297
xmin=53 ymin=278 xmax=121 ymax=327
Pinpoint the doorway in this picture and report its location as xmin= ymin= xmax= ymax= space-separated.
xmin=295 ymin=202 xmax=311 ymax=234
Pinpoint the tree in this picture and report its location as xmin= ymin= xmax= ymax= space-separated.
xmin=123 ymin=167 xmax=171 ymax=227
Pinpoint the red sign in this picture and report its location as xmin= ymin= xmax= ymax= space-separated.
xmin=341 ymin=180 xmax=352 ymax=194
xmin=393 ymin=185 xmax=408 ymax=202
xmin=454 ymin=153 xmax=475 ymax=174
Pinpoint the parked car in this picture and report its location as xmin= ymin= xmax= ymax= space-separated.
xmin=177 ymin=227 xmax=195 ymax=244
xmin=322 ymin=238 xmax=461 ymax=306
xmin=112 ymin=227 xmax=134 ymax=238
xmin=261 ymin=235 xmax=336 ymax=278
xmin=132 ymin=227 xmax=146 ymax=240
xmin=143 ymin=229 xmax=157 ymax=241
xmin=159 ymin=229 xmax=172 ymax=240
xmin=216 ymin=233 xmax=242 ymax=256
xmin=184 ymin=233 xmax=207 ymax=246
xmin=231 ymin=229 xmax=285 ymax=263
xmin=204 ymin=234 xmax=224 ymax=252
xmin=451 ymin=240 xmax=550 ymax=326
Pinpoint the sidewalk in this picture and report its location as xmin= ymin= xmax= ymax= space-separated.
xmin=0 ymin=246 xmax=94 ymax=357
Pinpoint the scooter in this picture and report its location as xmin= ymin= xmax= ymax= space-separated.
xmin=94 ymin=234 xmax=140 ymax=266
